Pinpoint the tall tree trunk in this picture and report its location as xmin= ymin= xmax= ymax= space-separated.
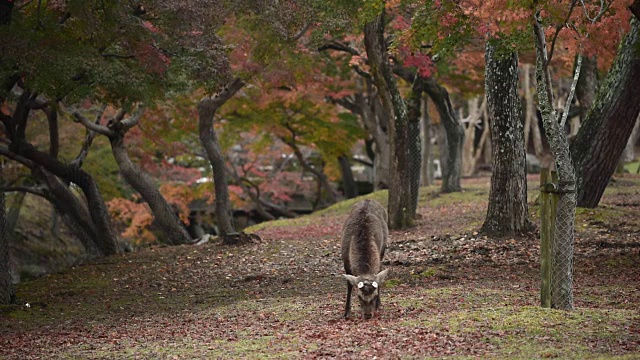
xmin=420 ymin=95 xmax=433 ymax=186
xmin=622 ymin=113 xmax=640 ymax=162
xmin=338 ymin=155 xmax=359 ymax=199
xmin=358 ymin=79 xmax=391 ymax=189
xmin=198 ymin=78 xmax=245 ymax=241
xmin=5 ymin=191 xmax=25 ymax=233
xmin=424 ymin=77 xmax=464 ymax=193
xmin=481 ymin=42 xmax=533 ymax=236
xmin=0 ymin=160 xmax=14 ymax=304
xmin=571 ymin=19 xmax=640 ymax=208
xmin=575 ymin=55 xmax=598 ymax=121
xmin=364 ymin=10 xmax=413 ymax=229
xmin=110 ymin=136 xmax=192 ymax=245
xmin=407 ymin=76 xmax=425 ymax=218
xmin=534 ymin=14 xmax=577 ymax=311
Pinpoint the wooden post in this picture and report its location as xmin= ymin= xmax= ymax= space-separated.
xmin=540 ymin=168 xmax=558 ymax=308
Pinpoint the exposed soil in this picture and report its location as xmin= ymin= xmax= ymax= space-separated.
xmin=1 ymin=175 xmax=639 ymax=359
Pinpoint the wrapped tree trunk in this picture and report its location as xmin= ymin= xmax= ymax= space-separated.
xmin=534 ymin=14 xmax=577 ymax=310
xmin=364 ymin=10 xmax=413 ymax=229
xmin=571 ymin=19 xmax=640 ymax=207
xmin=481 ymin=42 xmax=533 ymax=236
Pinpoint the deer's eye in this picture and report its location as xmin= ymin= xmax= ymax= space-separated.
xmin=372 ymin=281 xmax=378 ymax=288
xmin=357 ymin=282 xmax=364 ymax=289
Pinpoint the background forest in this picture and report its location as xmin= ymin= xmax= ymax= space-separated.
xmin=0 ymin=0 xmax=640 ymax=358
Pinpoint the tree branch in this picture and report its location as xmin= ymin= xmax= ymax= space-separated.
xmin=2 ymin=185 xmax=48 ymax=199
xmin=72 ymin=111 xmax=114 ymax=137
xmin=560 ymin=55 xmax=582 ymax=128
xmin=120 ymin=104 xmax=146 ymax=130
xmin=71 ymin=104 xmax=105 ymax=168
xmin=0 ymin=145 xmax=35 ymax=168
xmin=546 ymin=0 xmax=578 ymax=68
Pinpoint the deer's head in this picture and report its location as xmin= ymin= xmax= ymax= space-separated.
xmin=342 ymin=269 xmax=389 ymax=319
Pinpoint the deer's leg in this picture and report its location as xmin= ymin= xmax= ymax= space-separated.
xmin=376 ymin=288 xmax=381 ymax=310
xmin=344 ymin=281 xmax=353 ymax=318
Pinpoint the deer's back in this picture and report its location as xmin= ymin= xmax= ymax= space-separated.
xmin=341 ymin=200 xmax=388 ymax=276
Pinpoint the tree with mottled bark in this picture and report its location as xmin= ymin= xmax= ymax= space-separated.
xmin=481 ymin=41 xmax=533 ymax=236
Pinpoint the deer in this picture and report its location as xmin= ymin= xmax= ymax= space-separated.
xmin=341 ymin=199 xmax=389 ymax=319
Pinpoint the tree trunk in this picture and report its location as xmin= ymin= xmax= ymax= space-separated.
xmin=575 ymin=55 xmax=598 ymax=121
xmin=622 ymin=113 xmax=640 ymax=162
xmin=481 ymin=42 xmax=533 ymax=236
xmin=424 ymin=77 xmax=464 ymax=193
xmin=0 ymin=160 xmax=14 ymax=304
xmin=437 ymin=121 xmax=449 ymax=179
xmin=18 ymin=145 xmax=119 ymax=256
xmin=407 ymin=76 xmax=425 ymax=217
xmin=364 ymin=11 xmax=413 ymax=229
xmin=110 ymin=136 xmax=192 ymax=245
xmin=357 ymin=79 xmax=391 ymax=189
xmin=197 ymin=78 xmax=245 ymax=240
xmin=5 ymin=191 xmax=25 ymax=234
xmin=338 ymin=155 xmax=359 ymax=199
xmin=37 ymin=169 xmax=102 ymax=256
xmin=571 ymin=19 xmax=640 ymax=208
xmin=420 ymin=95 xmax=433 ymax=186
xmin=534 ymin=15 xmax=577 ymax=311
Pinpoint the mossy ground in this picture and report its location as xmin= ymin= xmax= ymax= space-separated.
xmin=1 ymin=175 xmax=639 ymax=359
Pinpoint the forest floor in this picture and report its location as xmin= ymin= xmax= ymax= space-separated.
xmin=1 ymin=174 xmax=639 ymax=359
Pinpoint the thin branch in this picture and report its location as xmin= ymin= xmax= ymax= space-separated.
xmin=534 ymin=12 xmax=556 ymax=109
xmin=3 ymin=185 xmax=48 ymax=199
xmin=0 ymin=145 xmax=35 ymax=168
xmin=120 ymin=104 xmax=146 ymax=130
xmin=72 ymin=111 xmax=114 ymax=137
xmin=318 ymin=40 xmax=360 ymax=56
xmin=546 ymin=0 xmax=579 ymax=67
xmin=560 ymin=55 xmax=582 ymax=129
xmin=101 ymin=53 xmax=135 ymax=59
xmin=581 ymin=0 xmax=615 ymax=23
xmin=71 ymin=104 xmax=105 ymax=167
xmin=291 ymin=21 xmax=310 ymax=42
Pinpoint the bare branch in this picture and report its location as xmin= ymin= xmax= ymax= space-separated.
xmin=560 ymin=55 xmax=582 ymax=128
xmin=72 ymin=111 xmax=114 ymax=137
xmin=120 ymin=104 xmax=146 ymax=130
xmin=547 ymin=0 xmax=578 ymax=67
xmin=580 ymin=0 xmax=615 ymax=23
xmin=0 ymin=145 xmax=35 ymax=168
xmin=318 ymin=40 xmax=360 ymax=56
xmin=291 ymin=21 xmax=310 ymax=42
xmin=3 ymin=185 xmax=48 ymax=199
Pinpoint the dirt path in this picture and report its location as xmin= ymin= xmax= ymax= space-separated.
xmin=1 ymin=175 xmax=639 ymax=359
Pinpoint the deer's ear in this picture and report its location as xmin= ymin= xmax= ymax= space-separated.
xmin=342 ymin=274 xmax=359 ymax=286
xmin=375 ymin=269 xmax=389 ymax=284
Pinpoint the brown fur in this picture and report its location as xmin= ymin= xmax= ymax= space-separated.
xmin=340 ymin=200 xmax=389 ymax=319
